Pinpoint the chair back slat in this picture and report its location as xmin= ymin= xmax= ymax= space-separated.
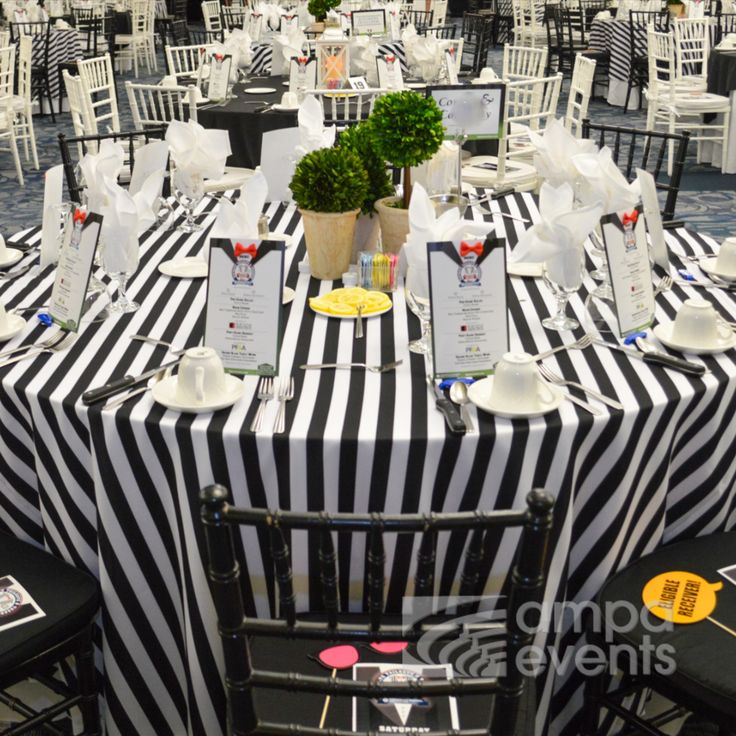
xmin=413 ymin=529 xmax=437 ymax=597
xmin=270 ymin=524 xmax=297 ymax=626
xmin=318 ymin=528 xmax=339 ymax=628
xmin=458 ymin=528 xmax=484 ymax=597
xmin=366 ymin=526 xmax=384 ymax=631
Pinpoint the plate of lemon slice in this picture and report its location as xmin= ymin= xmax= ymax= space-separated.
xmin=309 ymin=287 xmax=392 ymax=319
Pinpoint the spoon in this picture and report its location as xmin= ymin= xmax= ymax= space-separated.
xmin=449 ymin=380 xmax=475 ymax=434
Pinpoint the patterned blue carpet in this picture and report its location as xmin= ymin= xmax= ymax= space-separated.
xmin=1 ymin=45 xmax=734 ymax=241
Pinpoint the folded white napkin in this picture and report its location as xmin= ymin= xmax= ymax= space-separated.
xmin=717 ymin=32 xmax=736 ymax=49
xmin=79 ymin=139 xmax=125 ymax=213
xmin=256 ymin=1 xmax=283 ymax=30
xmin=274 ymin=26 xmax=306 ymax=65
xmin=404 ymin=30 xmax=444 ymax=81
xmin=223 ymin=28 xmax=254 ymax=68
xmin=572 ymin=146 xmax=640 ymax=215
xmin=54 ymin=17 xmax=70 ymax=28
xmin=682 ymin=0 xmax=705 ymax=17
xmin=205 ymin=171 xmax=269 ymax=261
xmin=528 ymin=118 xmax=597 ymax=189
xmin=296 ymin=95 xmax=336 ymax=156
xmin=594 ymin=10 xmax=611 ymax=20
xmin=412 ymin=141 xmax=458 ymax=194
xmin=385 ymin=1 xmax=402 ymax=38
xmin=165 ymin=120 xmax=231 ymax=180
xmin=511 ymin=182 xmax=603 ymax=287
xmin=350 ymin=36 xmax=379 ymax=83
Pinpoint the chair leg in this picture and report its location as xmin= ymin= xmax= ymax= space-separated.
xmin=75 ymin=628 xmax=102 ymax=736
xmin=8 ymin=127 xmax=24 ymax=187
xmin=721 ymin=111 xmax=731 ymax=173
xmin=44 ymin=76 xmax=56 ymax=124
xmin=27 ymin=109 xmax=39 ymax=170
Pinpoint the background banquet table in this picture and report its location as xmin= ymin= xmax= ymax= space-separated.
xmin=27 ymin=27 xmax=82 ymax=113
xmin=1 ymin=193 xmax=736 ymax=736
xmin=705 ymin=48 xmax=736 ymax=173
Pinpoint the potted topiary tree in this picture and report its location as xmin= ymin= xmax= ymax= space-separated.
xmin=338 ymin=122 xmax=394 ymax=258
xmin=290 ymin=146 xmax=369 ymax=280
xmin=307 ymin=0 xmax=340 ymax=27
xmin=366 ymin=90 xmax=445 ymax=254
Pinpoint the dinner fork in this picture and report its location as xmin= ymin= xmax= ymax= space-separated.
xmin=0 ymin=262 xmax=36 ymax=281
xmin=300 ymin=360 xmax=403 ymax=373
xmin=654 ymin=275 xmax=673 ymax=295
xmin=273 ymin=376 xmax=295 ymax=434
xmin=250 ymin=376 xmax=274 ymax=433
xmin=538 ymin=364 xmax=623 ymax=410
xmin=531 ymin=334 xmax=593 ymax=362
xmin=0 ymin=332 xmax=77 ymax=368
xmin=0 ymin=331 xmax=68 ymax=361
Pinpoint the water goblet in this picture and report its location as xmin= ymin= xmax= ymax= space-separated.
xmin=405 ymin=263 xmax=432 ymax=354
xmin=542 ymin=247 xmax=585 ymax=332
xmin=101 ymin=234 xmax=140 ymax=314
xmin=171 ymin=164 xmax=205 ymax=233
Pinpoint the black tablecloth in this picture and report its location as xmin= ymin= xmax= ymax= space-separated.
xmin=707 ymin=50 xmax=736 ymax=97
xmin=198 ymin=75 xmax=296 ymax=168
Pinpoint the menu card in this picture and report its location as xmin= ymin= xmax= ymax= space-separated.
xmin=600 ymin=205 xmax=656 ymax=336
xmin=351 ymin=8 xmax=386 ymax=35
xmin=0 ymin=575 xmax=45 ymax=633
xmin=427 ymin=237 xmax=508 ymax=378
xmin=426 ymin=83 xmax=505 ymax=140
xmin=376 ymin=54 xmax=403 ymax=89
xmin=205 ymin=238 xmax=284 ymax=375
xmin=207 ymin=52 xmax=233 ymax=102
xmin=48 ymin=209 xmax=102 ymax=332
xmin=637 ymin=169 xmax=668 ymax=270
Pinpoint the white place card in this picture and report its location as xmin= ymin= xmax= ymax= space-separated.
xmin=351 ymin=8 xmax=386 ymax=35
xmin=427 ymin=237 xmax=508 ymax=378
xmin=349 ymin=76 xmax=369 ymax=90
xmin=637 ymin=168 xmax=669 ymax=271
xmin=289 ymin=56 xmax=317 ymax=92
xmin=426 ymin=83 xmax=506 ymax=140
xmin=205 ymin=238 xmax=285 ymax=375
xmin=48 ymin=209 xmax=102 ymax=332
xmin=40 ymin=164 xmax=64 ymax=269
xmin=207 ymin=52 xmax=233 ymax=102
xmin=600 ymin=205 xmax=656 ymax=337
xmin=376 ymin=54 xmax=403 ymax=90
xmin=260 ymin=127 xmax=299 ymax=202
xmin=444 ymin=48 xmax=459 ymax=85
xmin=0 ymin=575 xmax=45 ymax=633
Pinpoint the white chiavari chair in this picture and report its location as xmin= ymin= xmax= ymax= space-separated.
xmin=115 ymin=0 xmax=157 ymax=76
xmin=76 ymin=53 xmax=121 ymax=133
xmin=304 ymin=88 xmax=388 ymax=127
xmin=12 ymin=35 xmax=38 ymax=169
xmin=564 ymin=53 xmax=596 ymax=137
xmin=0 ymin=45 xmax=24 ymax=185
xmin=673 ymin=17 xmax=710 ymax=90
xmin=202 ymin=0 xmax=223 ymax=34
xmin=502 ymin=43 xmax=548 ymax=80
xmin=126 ymin=80 xmax=197 ymax=129
xmin=165 ymin=43 xmax=215 ymax=79
xmin=0 ymin=30 xmax=10 ymax=46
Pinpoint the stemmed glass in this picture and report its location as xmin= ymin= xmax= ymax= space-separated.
xmin=171 ymin=163 xmax=205 ymax=233
xmin=542 ymin=247 xmax=585 ymax=331
xmin=102 ymin=234 xmax=140 ymax=314
xmin=405 ymin=262 xmax=432 ymax=354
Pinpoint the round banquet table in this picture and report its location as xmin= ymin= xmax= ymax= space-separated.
xmin=704 ymin=49 xmax=736 ymax=173
xmin=2 ymin=194 xmax=736 ymax=736
xmin=198 ymin=76 xmax=296 ymax=168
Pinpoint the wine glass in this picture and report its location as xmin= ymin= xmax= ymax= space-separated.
xmin=589 ymin=226 xmax=614 ymax=300
xmin=405 ymin=262 xmax=432 ymax=354
xmin=102 ymin=233 xmax=140 ymax=314
xmin=171 ymin=164 xmax=205 ymax=233
xmin=542 ymin=247 xmax=584 ymax=331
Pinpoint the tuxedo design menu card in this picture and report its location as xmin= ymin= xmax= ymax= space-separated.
xmin=600 ymin=205 xmax=656 ymax=336
xmin=207 ymin=52 xmax=233 ymax=102
xmin=427 ymin=237 xmax=508 ymax=378
xmin=48 ymin=209 xmax=102 ymax=332
xmin=205 ymin=238 xmax=284 ymax=375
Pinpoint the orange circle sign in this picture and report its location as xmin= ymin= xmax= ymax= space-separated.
xmin=642 ymin=571 xmax=723 ymax=624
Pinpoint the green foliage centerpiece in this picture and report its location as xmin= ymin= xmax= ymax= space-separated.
xmin=290 ymin=146 xmax=369 ymax=279
xmin=307 ymin=0 xmax=340 ymax=21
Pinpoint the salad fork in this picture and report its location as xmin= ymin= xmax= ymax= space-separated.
xmin=654 ymin=275 xmax=674 ymax=295
xmin=0 ymin=333 xmax=76 ymax=368
xmin=0 ymin=331 xmax=68 ymax=361
xmin=538 ymin=364 xmax=623 ymax=410
xmin=250 ymin=376 xmax=274 ymax=433
xmin=531 ymin=334 xmax=593 ymax=362
xmin=273 ymin=377 xmax=295 ymax=434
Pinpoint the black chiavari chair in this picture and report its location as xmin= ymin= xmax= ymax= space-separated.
xmin=624 ymin=9 xmax=669 ymax=111
xmin=426 ymin=23 xmax=456 ymax=37
xmin=10 ymin=19 xmax=55 ymax=122
xmin=715 ymin=12 xmax=736 ymax=42
xmin=460 ymin=11 xmax=495 ymax=73
xmin=400 ymin=8 xmax=434 ymax=32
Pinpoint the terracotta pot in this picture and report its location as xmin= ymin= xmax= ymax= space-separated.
xmin=375 ymin=196 xmax=410 ymax=255
xmin=300 ymin=208 xmax=360 ymax=280
xmin=352 ymin=213 xmax=381 ymax=263
xmin=668 ymin=3 xmax=685 ymax=16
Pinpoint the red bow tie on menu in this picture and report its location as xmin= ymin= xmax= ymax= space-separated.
xmin=297 ymin=56 xmax=308 ymax=64
xmin=460 ymin=240 xmax=483 ymax=257
xmin=235 ymin=242 xmax=257 ymax=258
xmin=384 ymin=55 xmax=395 ymax=63
xmin=622 ymin=210 xmax=638 ymax=226
xmin=214 ymin=53 xmax=223 ymax=62
xmin=73 ymin=209 xmax=86 ymax=225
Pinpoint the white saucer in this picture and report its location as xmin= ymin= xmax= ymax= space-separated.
xmin=283 ymin=286 xmax=295 ymax=305
xmin=652 ymin=322 xmax=736 ymax=355
xmin=406 ymin=81 xmax=426 ymax=89
xmin=507 ymin=261 xmax=543 ymax=278
xmin=0 ymin=313 xmax=26 ymax=341
xmin=272 ymin=103 xmax=299 ymax=111
xmin=267 ymin=231 xmax=293 ymax=247
xmin=311 ymin=302 xmax=392 ymax=320
xmin=245 ymin=87 xmax=277 ymax=94
xmin=468 ymin=376 xmax=564 ymax=418
xmin=698 ymin=257 xmax=736 ymax=282
xmin=0 ymin=248 xmax=25 ymax=268
xmin=152 ymin=374 xmax=245 ymax=413
xmin=282 ymin=81 xmax=290 ymax=86
xmin=158 ymin=257 xmax=208 ymax=278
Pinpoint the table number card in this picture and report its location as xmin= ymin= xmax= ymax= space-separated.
xmin=207 ymin=52 xmax=233 ymax=102
xmin=351 ymin=8 xmax=387 ymax=35
xmin=444 ymin=48 xmax=459 ymax=85
xmin=427 ymin=237 xmax=508 ymax=378
xmin=426 ymin=83 xmax=506 ymax=140
xmin=48 ymin=209 xmax=102 ymax=332
xmin=205 ymin=238 xmax=285 ymax=375
xmin=600 ymin=205 xmax=656 ymax=336
xmin=637 ymin=169 xmax=669 ymax=270
xmin=376 ymin=54 xmax=403 ymax=89
xmin=289 ymin=56 xmax=317 ymax=92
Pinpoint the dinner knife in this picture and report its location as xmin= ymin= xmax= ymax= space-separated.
xmin=592 ymin=339 xmax=706 ymax=376
xmin=426 ymin=376 xmax=466 ymax=434
xmin=82 ymin=359 xmax=182 ymax=405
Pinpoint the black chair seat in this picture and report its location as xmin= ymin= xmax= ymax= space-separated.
xmin=596 ymin=532 xmax=736 ymax=723
xmin=0 ymin=533 xmax=99 ymax=679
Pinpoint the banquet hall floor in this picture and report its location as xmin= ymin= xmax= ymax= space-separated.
xmin=1 ymin=45 xmax=735 ymax=242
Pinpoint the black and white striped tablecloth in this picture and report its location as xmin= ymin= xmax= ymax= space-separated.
xmin=36 ymin=28 xmax=83 ymax=104
xmin=589 ymin=18 xmax=646 ymax=84
xmin=248 ymin=39 xmax=408 ymax=75
xmin=2 ymin=194 xmax=736 ymax=736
